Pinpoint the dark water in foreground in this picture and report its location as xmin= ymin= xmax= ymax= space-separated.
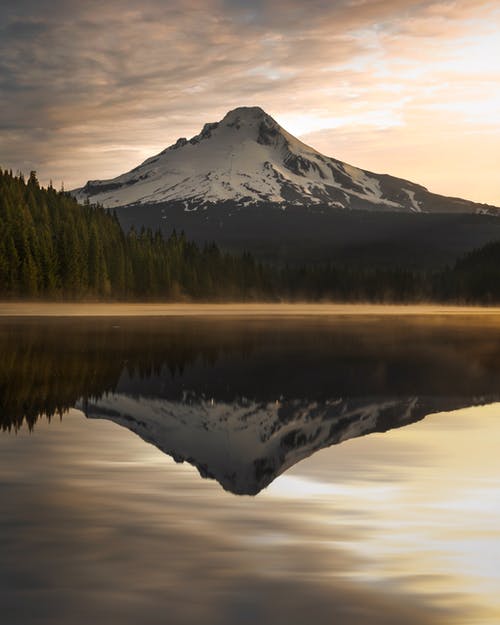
xmin=1 ymin=315 xmax=500 ymax=624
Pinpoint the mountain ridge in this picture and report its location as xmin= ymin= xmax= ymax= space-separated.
xmin=73 ymin=106 xmax=499 ymax=215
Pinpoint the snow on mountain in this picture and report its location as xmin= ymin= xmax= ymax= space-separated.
xmin=73 ymin=106 xmax=494 ymax=214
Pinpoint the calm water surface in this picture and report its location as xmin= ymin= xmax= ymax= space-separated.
xmin=1 ymin=315 xmax=500 ymax=624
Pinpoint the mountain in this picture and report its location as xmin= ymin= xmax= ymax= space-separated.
xmin=73 ymin=106 xmax=498 ymax=215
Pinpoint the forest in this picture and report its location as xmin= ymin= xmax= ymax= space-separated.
xmin=1 ymin=167 xmax=500 ymax=303
xmin=0 ymin=169 xmax=269 ymax=300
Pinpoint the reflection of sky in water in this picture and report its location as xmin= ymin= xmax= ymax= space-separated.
xmin=276 ymin=403 xmax=500 ymax=618
xmin=1 ymin=404 xmax=500 ymax=624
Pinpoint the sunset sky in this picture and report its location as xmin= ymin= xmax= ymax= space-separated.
xmin=1 ymin=0 xmax=499 ymax=204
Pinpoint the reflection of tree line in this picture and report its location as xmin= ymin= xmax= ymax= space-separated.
xmin=1 ymin=325 xmax=111 ymax=431
xmin=0 ymin=320 xmax=253 ymax=431
xmin=4 ymin=317 xmax=500 ymax=432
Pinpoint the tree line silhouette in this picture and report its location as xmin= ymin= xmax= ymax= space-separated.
xmin=2 ymin=167 xmax=500 ymax=302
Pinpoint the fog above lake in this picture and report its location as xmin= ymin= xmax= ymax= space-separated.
xmin=3 ymin=302 xmax=500 ymax=317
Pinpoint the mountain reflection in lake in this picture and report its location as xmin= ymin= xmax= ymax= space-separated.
xmin=1 ymin=314 xmax=500 ymax=624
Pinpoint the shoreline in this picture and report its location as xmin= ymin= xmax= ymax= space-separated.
xmin=2 ymin=302 xmax=500 ymax=317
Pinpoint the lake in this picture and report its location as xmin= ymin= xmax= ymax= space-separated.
xmin=1 ymin=310 xmax=500 ymax=624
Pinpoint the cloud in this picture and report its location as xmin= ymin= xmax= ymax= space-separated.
xmin=0 ymin=0 xmax=498 ymax=203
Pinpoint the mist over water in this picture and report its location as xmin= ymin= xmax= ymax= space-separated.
xmin=1 ymin=312 xmax=500 ymax=624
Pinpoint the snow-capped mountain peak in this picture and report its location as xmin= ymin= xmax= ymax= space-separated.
xmin=73 ymin=106 xmax=497 ymax=214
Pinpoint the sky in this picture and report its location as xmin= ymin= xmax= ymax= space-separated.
xmin=0 ymin=0 xmax=499 ymax=205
